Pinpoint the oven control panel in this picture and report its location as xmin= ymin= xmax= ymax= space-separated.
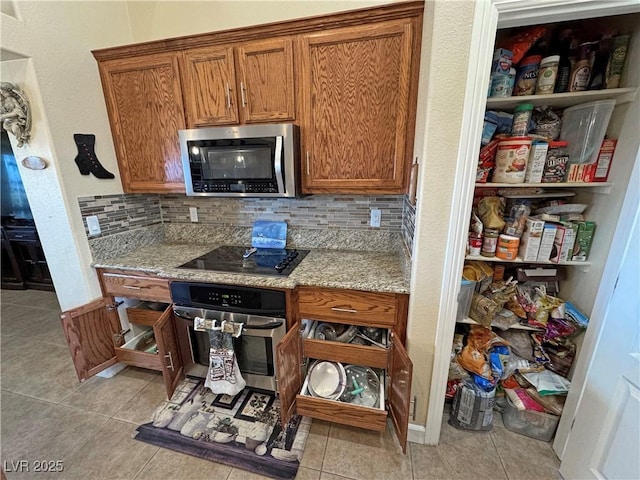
xmin=170 ymin=282 xmax=286 ymax=317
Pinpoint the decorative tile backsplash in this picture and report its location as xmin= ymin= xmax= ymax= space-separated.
xmin=78 ymin=194 xmax=161 ymax=238
xmin=402 ymin=195 xmax=416 ymax=253
xmin=160 ymin=195 xmax=404 ymax=230
xmin=78 ymin=193 xmax=416 ymax=255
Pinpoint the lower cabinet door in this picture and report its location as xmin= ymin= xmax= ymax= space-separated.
xmin=388 ymin=335 xmax=413 ymax=453
xmin=60 ymin=298 xmax=120 ymax=381
xmin=154 ymin=308 xmax=185 ymax=398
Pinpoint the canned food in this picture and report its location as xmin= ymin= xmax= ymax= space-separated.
xmin=468 ymin=233 xmax=483 ymax=256
xmin=492 ymin=137 xmax=532 ymax=183
xmin=495 ymin=234 xmax=520 ymax=260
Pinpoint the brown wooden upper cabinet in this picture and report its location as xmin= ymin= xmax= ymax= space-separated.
xmin=98 ymin=53 xmax=186 ymax=193
xmin=298 ymin=19 xmax=417 ymax=194
xmin=181 ymin=37 xmax=295 ymax=127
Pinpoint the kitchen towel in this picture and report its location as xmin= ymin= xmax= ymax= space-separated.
xmin=195 ymin=317 xmax=246 ymax=396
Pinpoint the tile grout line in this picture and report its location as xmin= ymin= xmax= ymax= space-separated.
xmin=489 ymin=429 xmax=511 ymax=480
xmin=131 ymin=446 xmax=162 ymax=480
xmin=319 ymin=422 xmax=332 ymax=478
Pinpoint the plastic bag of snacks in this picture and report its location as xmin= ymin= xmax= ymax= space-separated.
xmin=449 ymin=378 xmax=496 ymax=431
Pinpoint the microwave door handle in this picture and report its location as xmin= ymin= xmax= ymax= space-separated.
xmin=274 ymin=136 xmax=285 ymax=194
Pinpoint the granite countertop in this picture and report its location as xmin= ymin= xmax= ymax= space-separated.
xmin=93 ymin=242 xmax=410 ymax=294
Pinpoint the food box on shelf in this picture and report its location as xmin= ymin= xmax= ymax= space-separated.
xmin=559 ymin=222 xmax=579 ymax=262
xmin=524 ymin=140 xmax=549 ymax=183
xmin=519 ymin=218 xmax=545 ymax=261
xmin=503 ymin=396 xmax=560 ymax=442
xmin=572 ymin=221 xmax=597 ymax=261
xmin=594 ymin=139 xmax=618 ymax=182
xmin=537 ymin=224 xmax=557 ymax=262
xmin=550 ymin=225 xmax=566 ymax=263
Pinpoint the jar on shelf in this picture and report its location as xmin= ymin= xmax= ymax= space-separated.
xmin=481 ymin=229 xmax=499 ymax=257
xmin=535 ymin=55 xmax=560 ymax=94
xmin=511 ymin=103 xmax=534 ymax=136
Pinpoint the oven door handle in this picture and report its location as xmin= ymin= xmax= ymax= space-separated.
xmin=274 ymin=135 xmax=285 ymax=194
xmin=174 ymin=309 xmax=284 ymax=331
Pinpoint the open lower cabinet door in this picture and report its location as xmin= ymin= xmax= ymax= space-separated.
xmin=60 ymin=297 xmax=120 ymax=381
xmin=276 ymin=324 xmax=303 ymax=428
xmin=154 ymin=309 xmax=185 ymax=398
xmin=388 ymin=334 xmax=413 ymax=453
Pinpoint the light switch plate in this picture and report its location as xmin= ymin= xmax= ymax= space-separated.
xmin=370 ymin=209 xmax=381 ymax=228
xmin=86 ymin=215 xmax=101 ymax=235
xmin=189 ymin=206 xmax=199 ymax=223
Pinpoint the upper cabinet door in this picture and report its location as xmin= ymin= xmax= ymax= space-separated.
xmin=99 ymin=53 xmax=186 ymax=193
xmin=181 ymin=46 xmax=240 ymax=126
xmin=236 ymin=38 xmax=295 ymax=123
xmin=299 ymin=20 xmax=415 ymax=194
xmin=60 ymin=298 xmax=120 ymax=381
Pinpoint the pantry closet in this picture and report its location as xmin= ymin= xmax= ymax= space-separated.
xmin=426 ymin=0 xmax=640 ymax=468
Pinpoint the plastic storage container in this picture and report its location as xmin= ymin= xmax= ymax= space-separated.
xmin=560 ymin=100 xmax=615 ymax=166
xmin=456 ymin=280 xmax=476 ymax=322
xmin=502 ymin=396 xmax=560 ymax=442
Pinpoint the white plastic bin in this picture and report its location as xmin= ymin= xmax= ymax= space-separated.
xmin=560 ymin=99 xmax=615 ymax=166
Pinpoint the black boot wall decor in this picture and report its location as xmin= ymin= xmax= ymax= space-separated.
xmin=73 ymin=133 xmax=115 ymax=179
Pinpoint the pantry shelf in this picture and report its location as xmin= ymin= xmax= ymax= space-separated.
xmin=465 ymin=255 xmax=591 ymax=267
xmin=458 ymin=317 xmax=543 ymax=332
xmin=476 ymin=182 xmax=612 ymax=188
xmin=485 ymin=87 xmax=637 ymax=110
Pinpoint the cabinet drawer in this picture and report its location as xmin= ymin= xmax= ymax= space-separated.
xmin=298 ymin=287 xmax=398 ymax=327
xmin=296 ymin=368 xmax=387 ymax=431
xmin=125 ymin=304 xmax=168 ymax=327
xmin=303 ymin=339 xmax=388 ymax=369
xmin=101 ymin=272 xmax=171 ymax=302
xmin=115 ymin=329 xmax=163 ymax=371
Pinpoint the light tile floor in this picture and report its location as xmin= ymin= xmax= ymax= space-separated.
xmin=1 ymin=289 xmax=562 ymax=480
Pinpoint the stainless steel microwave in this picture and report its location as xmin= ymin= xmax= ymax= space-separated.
xmin=178 ymin=123 xmax=299 ymax=197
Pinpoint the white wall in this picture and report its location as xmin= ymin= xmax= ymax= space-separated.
xmin=406 ymin=0 xmax=477 ymax=430
xmin=1 ymin=1 xmax=132 ymax=309
xmin=125 ymin=0 xmax=394 ymax=42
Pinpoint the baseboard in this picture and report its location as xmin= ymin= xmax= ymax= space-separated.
xmin=407 ymin=422 xmax=426 ymax=444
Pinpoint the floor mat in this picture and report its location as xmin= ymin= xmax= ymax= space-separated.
xmin=134 ymin=377 xmax=311 ymax=480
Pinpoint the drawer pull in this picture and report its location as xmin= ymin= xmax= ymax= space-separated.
xmin=331 ymin=307 xmax=358 ymax=314
xmin=122 ymin=285 xmax=142 ymax=290
xmin=165 ymin=352 xmax=174 ymax=372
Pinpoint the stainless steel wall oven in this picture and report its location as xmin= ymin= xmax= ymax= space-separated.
xmin=170 ymin=282 xmax=286 ymax=392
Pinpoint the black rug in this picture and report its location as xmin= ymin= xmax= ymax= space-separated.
xmin=134 ymin=378 xmax=311 ymax=480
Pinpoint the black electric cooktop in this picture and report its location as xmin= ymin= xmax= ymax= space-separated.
xmin=178 ymin=245 xmax=309 ymax=277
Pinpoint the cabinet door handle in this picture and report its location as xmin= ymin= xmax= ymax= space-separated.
xmin=122 ymin=285 xmax=142 ymax=290
xmin=240 ymin=81 xmax=247 ymax=108
xmin=306 ymin=151 xmax=310 ymax=175
xmin=165 ymin=352 xmax=175 ymax=372
xmin=225 ymin=83 xmax=232 ymax=109
xmin=331 ymin=307 xmax=358 ymax=314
